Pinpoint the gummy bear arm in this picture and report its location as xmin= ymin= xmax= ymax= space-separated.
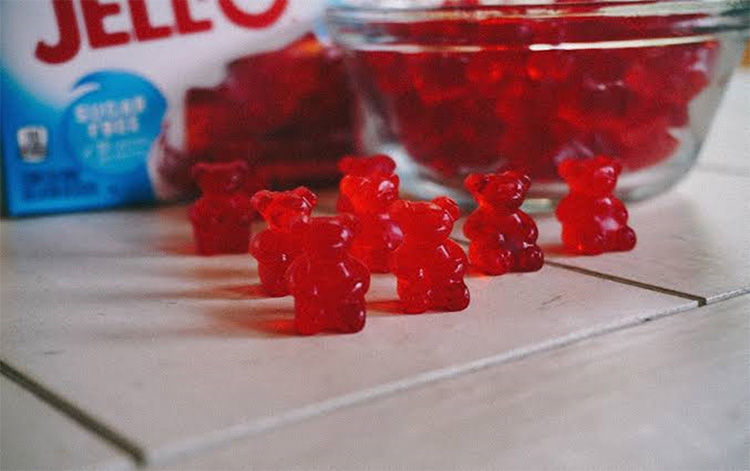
xmin=360 ymin=273 xmax=371 ymax=295
xmin=389 ymin=249 xmax=423 ymax=279
xmin=230 ymin=196 xmax=254 ymax=222
xmin=350 ymin=258 xmax=372 ymax=295
xmin=556 ymin=195 xmax=588 ymax=223
xmin=554 ymin=197 xmax=571 ymax=221
xmin=249 ymin=230 xmax=285 ymax=262
xmin=444 ymin=240 xmax=469 ymax=271
xmin=609 ymin=197 xmax=629 ymax=222
xmin=189 ymin=199 xmax=230 ymax=226
xmin=234 ymin=194 xmax=254 ymax=211
xmin=462 ymin=212 xmax=486 ymax=240
xmin=285 ymin=258 xmax=309 ymax=295
xmin=518 ymin=211 xmax=539 ymax=241
xmin=383 ymin=219 xmax=404 ymax=248
xmin=336 ymin=195 xmax=354 ymax=213
xmin=187 ymin=203 xmax=202 ymax=224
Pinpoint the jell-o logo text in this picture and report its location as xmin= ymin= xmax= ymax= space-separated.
xmin=36 ymin=0 xmax=288 ymax=64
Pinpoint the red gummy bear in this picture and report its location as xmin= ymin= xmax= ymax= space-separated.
xmin=556 ymin=156 xmax=637 ymax=255
xmin=250 ymin=187 xmax=317 ymax=297
xmin=389 ymin=197 xmax=470 ymax=313
xmin=337 ymin=155 xmax=403 ymax=273
xmin=287 ymin=215 xmax=371 ymax=335
xmin=463 ymin=172 xmax=544 ymax=274
xmin=188 ymin=161 xmax=253 ymax=255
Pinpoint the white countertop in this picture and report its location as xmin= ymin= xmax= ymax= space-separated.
xmin=1 ymin=71 xmax=748 ymax=470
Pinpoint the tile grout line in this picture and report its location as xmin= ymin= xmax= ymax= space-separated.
xmin=146 ymin=299 xmax=701 ymax=467
xmin=0 ymin=359 xmax=146 ymax=467
xmin=544 ymin=260 xmax=708 ymax=306
xmin=451 ymin=237 xmax=709 ymax=306
xmin=704 ymin=287 xmax=750 ymax=304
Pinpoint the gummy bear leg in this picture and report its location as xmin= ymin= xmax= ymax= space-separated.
xmin=367 ymin=250 xmax=391 ymax=274
xmin=469 ymin=244 xmax=512 ymax=275
xmin=193 ymin=229 xmax=223 ymax=256
xmin=562 ymin=227 xmax=605 ymax=255
xmin=220 ymin=227 xmax=251 ymax=254
xmin=514 ymin=245 xmax=544 ymax=272
xmin=431 ymin=280 xmax=470 ymax=312
xmin=613 ymin=226 xmax=637 ymax=252
xmin=397 ymin=278 xmax=430 ymax=314
xmin=258 ymin=262 xmax=289 ymax=297
xmin=334 ymin=300 xmax=367 ymax=333
xmin=194 ymin=238 xmax=219 ymax=256
xmin=294 ymin=300 xmax=324 ymax=336
xmin=194 ymin=225 xmax=250 ymax=255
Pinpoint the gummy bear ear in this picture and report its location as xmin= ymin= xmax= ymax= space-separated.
xmin=389 ymin=199 xmax=411 ymax=222
xmin=590 ymin=154 xmax=621 ymax=174
xmin=338 ymin=213 xmax=359 ymax=235
xmin=339 ymin=154 xmax=396 ymax=176
xmin=557 ymin=159 xmax=581 ymax=180
xmin=432 ymin=196 xmax=460 ymax=221
xmin=338 ymin=156 xmax=357 ymax=174
xmin=225 ymin=161 xmax=249 ymax=190
xmin=292 ymin=186 xmax=317 ymax=208
xmin=464 ymin=174 xmax=489 ymax=194
xmin=228 ymin=160 xmax=250 ymax=174
xmin=390 ymin=173 xmax=400 ymax=188
xmin=609 ymin=157 xmax=623 ymax=176
xmin=372 ymin=154 xmax=397 ymax=174
xmin=250 ymin=190 xmax=273 ymax=212
xmin=517 ymin=172 xmax=532 ymax=192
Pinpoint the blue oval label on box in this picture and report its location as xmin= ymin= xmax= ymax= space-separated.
xmin=63 ymin=70 xmax=166 ymax=174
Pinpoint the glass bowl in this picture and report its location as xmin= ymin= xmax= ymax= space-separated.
xmin=326 ymin=0 xmax=750 ymax=210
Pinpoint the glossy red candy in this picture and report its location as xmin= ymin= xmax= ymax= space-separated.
xmin=287 ymin=215 xmax=371 ymax=335
xmin=463 ymin=171 xmax=544 ymax=275
xmin=556 ymin=156 xmax=637 ymax=255
xmin=249 ymin=187 xmax=317 ymax=297
xmin=350 ymin=13 xmax=718 ymax=182
xmin=389 ymin=197 xmax=470 ymax=314
xmin=188 ymin=161 xmax=253 ymax=256
xmin=337 ymin=155 xmax=403 ymax=273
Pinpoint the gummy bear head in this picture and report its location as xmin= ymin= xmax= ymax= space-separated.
xmin=390 ymin=197 xmax=460 ymax=244
xmin=251 ymin=187 xmax=317 ymax=232
xmin=192 ymin=160 xmax=248 ymax=195
xmin=338 ymin=154 xmax=397 ymax=177
xmin=558 ymin=156 xmax=622 ymax=197
xmin=302 ymin=214 xmax=357 ymax=257
xmin=337 ymin=155 xmax=400 ymax=214
xmin=464 ymin=171 xmax=531 ymax=213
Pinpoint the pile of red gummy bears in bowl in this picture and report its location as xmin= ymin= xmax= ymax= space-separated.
xmin=346 ymin=11 xmax=719 ymax=181
xmin=188 ymin=154 xmax=636 ymax=336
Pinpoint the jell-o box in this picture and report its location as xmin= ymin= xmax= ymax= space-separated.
xmin=1 ymin=0 xmax=347 ymax=216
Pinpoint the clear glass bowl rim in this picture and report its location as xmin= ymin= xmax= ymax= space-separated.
xmin=327 ymin=0 xmax=750 ymax=19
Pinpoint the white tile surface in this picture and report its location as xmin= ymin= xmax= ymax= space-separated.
xmin=698 ymin=70 xmax=750 ymax=174
xmin=0 ymin=376 xmax=132 ymax=471
xmin=164 ymin=295 xmax=750 ymax=471
xmin=0 ymin=206 xmax=695 ymax=465
xmin=529 ymin=170 xmax=750 ymax=304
